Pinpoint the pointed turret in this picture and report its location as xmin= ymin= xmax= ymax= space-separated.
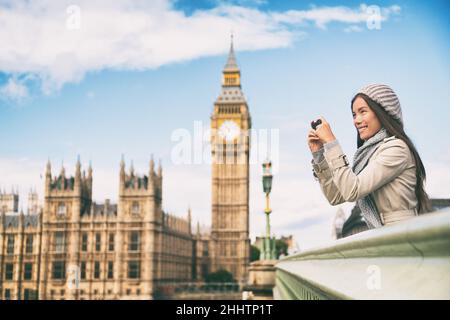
xmin=74 ymin=156 xmax=82 ymax=194
xmin=60 ymin=161 xmax=66 ymax=178
xmin=87 ymin=160 xmax=93 ymax=198
xmin=157 ymin=159 xmax=162 ymax=178
xmin=120 ymin=154 xmax=125 ymax=172
xmin=46 ymin=158 xmax=51 ymax=176
xmin=224 ymin=33 xmax=239 ymax=72
xmin=187 ymin=207 xmax=192 ymax=234
xmin=120 ymin=154 xmax=126 ymax=185
xmin=149 ymin=154 xmax=155 ymax=176
xmin=88 ymin=160 xmax=93 ymax=179
xmin=45 ymin=159 xmax=52 ymax=194
xmin=222 ymin=33 xmax=241 ymax=88
xmin=76 ymin=155 xmax=81 ymax=176
xmin=130 ymin=160 xmax=135 ymax=176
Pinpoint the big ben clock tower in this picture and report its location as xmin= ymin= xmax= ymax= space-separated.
xmin=210 ymin=36 xmax=251 ymax=283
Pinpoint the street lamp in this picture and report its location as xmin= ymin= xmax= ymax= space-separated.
xmin=262 ymin=161 xmax=273 ymax=195
xmin=261 ymin=160 xmax=276 ymax=260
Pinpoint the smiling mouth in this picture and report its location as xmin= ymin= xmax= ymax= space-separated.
xmin=358 ymin=126 xmax=368 ymax=131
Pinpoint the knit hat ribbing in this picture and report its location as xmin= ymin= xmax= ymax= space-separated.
xmin=356 ymin=84 xmax=403 ymax=125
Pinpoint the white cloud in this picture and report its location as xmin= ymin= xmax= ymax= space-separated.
xmin=0 ymin=77 xmax=29 ymax=101
xmin=0 ymin=0 xmax=400 ymax=95
xmin=272 ymin=4 xmax=400 ymax=30
xmin=212 ymin=0 xmax=268 ymax=6
xmin=344 ymin=25 xmax=363 ymax=33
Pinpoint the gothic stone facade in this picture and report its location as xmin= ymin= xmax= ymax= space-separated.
xmin=0 ymin=159 xmax=202 ymax=300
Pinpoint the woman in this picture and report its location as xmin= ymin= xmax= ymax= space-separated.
xmin=307 ymin=84 xmax=431 ymax=229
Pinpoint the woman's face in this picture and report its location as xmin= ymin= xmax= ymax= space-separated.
xmin=352 ymin=96 xmax=382 ymax=141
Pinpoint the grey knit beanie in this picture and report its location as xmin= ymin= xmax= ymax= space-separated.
xmin=356 ymin=84 xmax=403 ymax=125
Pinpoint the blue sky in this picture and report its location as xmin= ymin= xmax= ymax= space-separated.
xmin=0 ymin=0 xmax=449 ymax=248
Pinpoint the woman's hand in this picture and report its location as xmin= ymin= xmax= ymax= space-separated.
xmin=307 ymin=129 xmax=323 ymax=153
xmin=314 ymin=116 xmax=336 ymax=144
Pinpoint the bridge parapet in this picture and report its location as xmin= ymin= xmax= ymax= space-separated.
xmin=274 ymin=208 xmax=450 ymax=300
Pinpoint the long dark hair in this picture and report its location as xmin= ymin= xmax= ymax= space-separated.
xmin=351 ymin=93 xmax=431 ymax=214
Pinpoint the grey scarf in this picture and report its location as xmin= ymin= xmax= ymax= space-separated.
xmin=352 ymin=128 xmax=389 ymax=228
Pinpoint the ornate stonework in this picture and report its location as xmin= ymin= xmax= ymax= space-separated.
xmin=0 ymin=158 xmax=196 ymax=300
xmin=210 ymin=38 xmax=251 ymax=283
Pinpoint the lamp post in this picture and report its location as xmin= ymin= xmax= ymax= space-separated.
xmin=261 ymin=160 xmax=276 ymax=260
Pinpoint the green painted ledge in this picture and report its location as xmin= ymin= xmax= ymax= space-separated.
xmin=275 ymin=208 xmax=450 ymax=300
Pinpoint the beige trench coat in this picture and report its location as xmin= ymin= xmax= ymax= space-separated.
xmin=312 ymin=136 xmax=418 ymax=226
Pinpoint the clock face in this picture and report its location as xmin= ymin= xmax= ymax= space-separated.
xmin=218 ymin=120 xmax=240 ymax=141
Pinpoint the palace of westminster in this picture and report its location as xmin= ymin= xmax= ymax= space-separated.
xmin=0 ymin=40 xmax=252 ymax=300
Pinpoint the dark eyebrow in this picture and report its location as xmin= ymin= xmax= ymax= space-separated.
xmin=358 ymin=106 xmax=367 ymax=112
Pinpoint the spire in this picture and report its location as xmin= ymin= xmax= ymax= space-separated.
xmin=187 ymin=207 xmax=192 ymax=234
xmin=149 ymin=154 xmax=155 ymax=175
xmin=120 ymin=154 xmax=125 ymax=169
xmin=157 ymin=159 xmax=162 ymax=177
xmin=224 ymin=33 xmax=239 ymax=72
xmin=130 ymin=160 xmax=134 ymax=176
xmin=46 ymin=158 xmax=51 ymax=176
xmin=45 ymin=158 xmax=52 ymax=193
xmin=76 ymin=155 xmax=81 ymax=178
xmin=88 ymin=160 xmax=92 ymax=179
xmin=60 ymin=160 xmax=65 ymax=178
xmin=221 ymin=34 xmax=241 ymax=88
xmin=120 ymin=154 xmax=125 ymax=177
